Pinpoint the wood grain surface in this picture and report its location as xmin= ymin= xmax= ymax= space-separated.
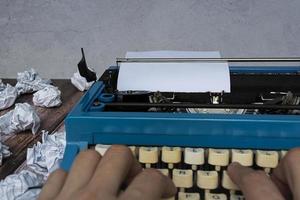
xmin=0 ymin=79 xmax=83 ymax=180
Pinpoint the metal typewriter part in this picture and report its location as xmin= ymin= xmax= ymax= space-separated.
xmin=62 ymin=57 xmax=300 ymax=200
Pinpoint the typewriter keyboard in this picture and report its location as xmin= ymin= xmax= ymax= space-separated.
xmin=95 ymin=144 xmax=287 ymax=200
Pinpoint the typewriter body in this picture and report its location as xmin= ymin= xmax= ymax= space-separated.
xmin=62 ymin=57 xmax=300 ymax=200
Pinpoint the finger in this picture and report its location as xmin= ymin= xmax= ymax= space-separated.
xmin=88 ymin=145 xmax=142 ymax=196
xmin=271 ymin=148 xmax=300 ymax=199
xmin=38 ymin=169 xmax=67 ymax=200
xmin=119 ymin=168 xmax=177 ymax=200
xmin=228 ymin=162 xmax=285 ymax=200
xmin=59 ymin=150 xmax=101 ymax=197
xmin=270 ymin=175 xmax=292 ymax=199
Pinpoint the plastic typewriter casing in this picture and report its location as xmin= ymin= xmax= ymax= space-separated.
xmin=61 ymin=60 xmax=300 ymax=171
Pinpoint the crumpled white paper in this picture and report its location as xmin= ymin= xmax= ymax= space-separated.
xmin=71 ymin=71 xmax=94 ymax=91
xmin=27 ymin=130 xmax=66 ymax=173
xmin=0 ymin=141 xmax=11 ymax=166
xmin=0 ymin=131 xmax=66 ymax=200
xmin=0 ymin=79 xmax=18 ymax=111
xmin=0 ymin=168 xmax=44 ymax=200
xmin=33 ymin=86 xmax=62 ymax=108
xmin=15 ymin=68 xmax=52 ymax=95
xmin=0 ymin=103 xmax=40 ymax=135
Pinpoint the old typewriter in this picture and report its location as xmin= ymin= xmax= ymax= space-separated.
xmin=61 ymin=54 xmax=300 ymax=200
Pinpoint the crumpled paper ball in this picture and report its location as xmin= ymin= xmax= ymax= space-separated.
xmin=0 ymin=79 xmax=18 ymax=111
xmin=33 ymin=86 xmax=62 ymax=108
xmin=0 ymin=103 xmax=40 ymax=135
xmin=15 ymin=68 xmax=52 ymax=95
xmin=71 ymin=71 xmax=94 ymax=91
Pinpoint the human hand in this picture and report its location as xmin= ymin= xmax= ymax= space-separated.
xmin=228 ymin=148 xmax=300 ymax=200
xmin=38 ymin=145 xmax=176 ymax=200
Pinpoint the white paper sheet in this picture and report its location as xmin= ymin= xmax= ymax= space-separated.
xmin=117 ymin=51 xmax=230 ymax=93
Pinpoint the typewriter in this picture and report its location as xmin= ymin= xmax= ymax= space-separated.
xmin=62 ymin=55 xmax=300 ymax=200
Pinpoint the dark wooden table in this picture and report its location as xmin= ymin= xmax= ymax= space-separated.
xmin=0 ymin=79 xmax=83 ymax=180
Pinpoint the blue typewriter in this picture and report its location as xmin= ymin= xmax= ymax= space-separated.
xmin=62 ymin=53 xmax=300 ymax=200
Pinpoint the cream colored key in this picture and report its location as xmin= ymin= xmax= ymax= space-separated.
xmin=184 ymin=148 xmax=205 ymax=170
xmin=139 ymin=147 xmax=159 ymax=168
xmin=206 ymin=193 xmax=227 ymax=200
xmin=173 ymin=169 xmax=193 ymax=191
xmin=208 ymin=148 xmax=230 ymax=171
xmin=256 ymin=150 xmax=279 ymax=173
xmin=129 ymin=146 xmax=136 ymax=156
xmin=280 ymin=150 xmax=287 ymax=159
xmin=222 ymin=170 xmax=239 ymax=193
xmin=230 ymin=194 xmax=245 ymax=200
xmin=231 ymin=149 xmax=253 ymax=166
xmin=162 ymin=147 xmax=182 ymax=169
xmin=95 ymin=144 xmax=111 ymax=156
xmin=157 ymin=168 xmax=169 ymax=177
xmin=197 ymin=170 xmax=218 ymax=190
xmin=178 ymin=192 xmax=200 ymax=200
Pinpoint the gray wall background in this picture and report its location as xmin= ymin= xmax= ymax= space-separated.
xmin=0 ymin=0 xmax=300 ymax=78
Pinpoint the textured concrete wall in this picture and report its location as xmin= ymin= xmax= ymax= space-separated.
xmin=0 ymin=0 xmax=300 ymax=78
